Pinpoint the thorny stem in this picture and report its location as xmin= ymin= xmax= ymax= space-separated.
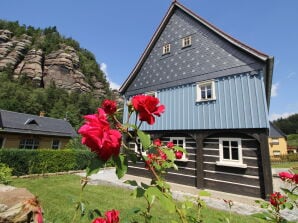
xmin=176 ymin=206 xmax=188 ymax=223
xmin=71 ymin=177 xmax=88 ymax=223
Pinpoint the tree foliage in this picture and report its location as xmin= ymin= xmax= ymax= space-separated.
xmin=273 ymin=113 xmax=298 ymax=135
xmin=0 ymin=19 xmax=116 ymax=129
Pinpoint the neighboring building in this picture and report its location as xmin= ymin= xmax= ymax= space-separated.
xmin=269 ymin=122 xmax=287 ymax=157
xmin=0 ymin=109 xmax=77 ymax=149
xmin=120 ymin=2 xmax=274 ymax=198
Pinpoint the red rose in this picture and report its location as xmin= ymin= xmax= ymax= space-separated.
xmin=270 ymin=192 xmax=286 ymax=207
xmin=167 ymin=141 xmax=174 ymax=148
xmin=279 ymin=172 xmax=294 ymax=181
xmin=102 ymin=99 xmax=117 ymax=115
xmin=132 ymin=95 xmax=165 ymax=125
xmin=78 ymin=108 xmax=122 ymax=161
xmin=292 ymin=174 xmax=298 ymax=184
xmin=105 ymin=209 xmax=120 ymax=223
xmin=175 ymin=151 xmax=183 ymax=159
xmin=153 ymin=139 xmax=162 ymax=147
xmin=93 ymin=217 xmax=107 ymax=223
xmin=158 ymin=149 xmax=167 ymax=160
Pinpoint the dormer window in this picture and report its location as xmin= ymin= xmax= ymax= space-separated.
xmin=145 ymin=91 xmax=157 ymax=97
xmin=162 ymin=43 xmax=171 ymax=55
xmin=24 ymin=118 xmax=38 ymax=125
xmin=182 ymin=36 xmax=192 ymax=48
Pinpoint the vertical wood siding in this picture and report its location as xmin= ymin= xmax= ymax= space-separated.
xmin=123 ymin=72 xmax=269 ymax=131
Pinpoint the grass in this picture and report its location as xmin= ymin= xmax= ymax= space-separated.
xmin=272 ymin=161 xmax=298 ymax=173
xmin=10 ymin=174 xmax=265 ymax=223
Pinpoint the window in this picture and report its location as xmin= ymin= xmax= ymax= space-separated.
xmin=131 ymin=138 xmax=146 ymax=155
xmin=271 ymin=138 xmax=279 ymax=145
xmin=52 ymin=139 xmax=60 ymax=149
xmin=196 ymin=80 xmax=216 ymax=102
xmin=216 ymin=138 xmax=247 ymax=168
xmin=273 ymin=150 xmax=281 ymax=156
xmin=170 ymin=137 xmax=187 ymax=160
xmin=0 ymin=137 xmax=3 ymax=148
xmin=19 ymin=139 xmax=39 ymax=149
xmin=162 ymin=43 xmax=171 ymax=55
xmin=145 ymin=91 xmax=157 ymax=97
xmin=182 ymin=36 xmax=192 ymax=48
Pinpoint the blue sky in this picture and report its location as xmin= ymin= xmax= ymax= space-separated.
xmin=1 ymin=0 xmax=297 ymax=121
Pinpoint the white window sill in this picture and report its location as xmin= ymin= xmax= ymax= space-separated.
xmin=175 ymin=158 xmax=189 ymax=162
xmin=216 ymin=161 xmax=247 ymax=168
xmin=196 ymin=98 xmax=216 ymax=103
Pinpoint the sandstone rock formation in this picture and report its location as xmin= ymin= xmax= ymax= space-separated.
xmin=0 ymin=29 xmax=108 ymax=96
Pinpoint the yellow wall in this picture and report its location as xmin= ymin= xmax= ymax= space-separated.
xmin=268 ymin=137 xmax=288 ymax=156
xmin=0 ymin=133 xmax=71 ymax=149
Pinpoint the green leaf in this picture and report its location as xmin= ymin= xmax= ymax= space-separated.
xmin=145 ymin=187 xmax=175 ymax=213
xmin=113 ymin=154 xmax=128 ymax=179
xmin=137 ymin=130 xmax=151 ymax=149
xmin=132 ymin=187 xmax=145 ymax=198
xmin=124 ymin=180 xmax=138 ymax=187
xmin=86 ymin=157 xmax=105 ymax=177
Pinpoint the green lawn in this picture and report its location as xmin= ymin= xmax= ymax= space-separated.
xmin=11 ymin=175 xmax=264 ymax=223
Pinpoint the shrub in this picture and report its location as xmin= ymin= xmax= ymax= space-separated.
xmin=0 ymin=149 xmax=96 ymax=176
xmin=0 ymin=163 xmax=13 ymax=184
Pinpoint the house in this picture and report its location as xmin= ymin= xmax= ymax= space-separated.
xmin=269 ymin=122 xmax=287 ymax=157
xmin=120 ymin=1 xmax=274 ymax=198
xmin=0 ymin=109 xmax=77 ymax=149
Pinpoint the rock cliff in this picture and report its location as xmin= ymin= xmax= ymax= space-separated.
xmin=0 ymin=29 xmax=109 ymax=97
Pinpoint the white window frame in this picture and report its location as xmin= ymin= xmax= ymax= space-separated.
xmin=52 ymin=139 xmax=61 ymax=149
xmin=271 ymin=138 xmax=279 ymax=145
xmin=216 ymin=138 xmax=247 ymax=168
xmin=145 ymin=91 xmax=157 ymax=98
xmin=196 ymin=80 xmax=216 ymax=102
xmin=170 ymin=137 xmax=188 ymax=161
xmin=162 ymin=43 xmax=171 ymax=55
xmin=132 ymin=137 xmax=146 ymax=156
xmin=273 ymin=150 xmax=281 ymax=156
xmin=182 ymin=36 xmax=192 ymax=48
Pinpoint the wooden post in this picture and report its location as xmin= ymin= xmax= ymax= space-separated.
xmin=259 ymin=131 xmax=273 ymax=199
xmin=195 ymin=132 xmax=206 ymax=188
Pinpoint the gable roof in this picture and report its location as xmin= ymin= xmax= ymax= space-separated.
xmin=0 ymin=109 xmax=78 ymax=137
xmin=120 ymin=1 xmax=273 ymax=106
xmin=269 ymin=122 xmax=287 ymax=138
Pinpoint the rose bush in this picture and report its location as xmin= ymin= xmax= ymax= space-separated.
xmin=74 ymin=95 xmax=204 ymax=223
xmin=255 ymin=171 xmax=297 ymax=223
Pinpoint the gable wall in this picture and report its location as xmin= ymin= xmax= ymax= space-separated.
xmin=125 ymin=8 xmax=265 ymax=96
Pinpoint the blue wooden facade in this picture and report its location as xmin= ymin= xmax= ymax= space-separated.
xmin=124 ymin=71 xmax=269 ymax=131
xmin=120 ymin=2 xmax=274 ymax=198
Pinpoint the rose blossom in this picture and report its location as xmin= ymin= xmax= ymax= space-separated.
xmin=102 ymin=99 xmax=117 ymax=115
xmin=270 ymin=192 xmax=286 ymax=207
xmin=279 ymin=172 xmax=294 ymax=181
xmin=175 ymin=151 xmax=183 ymax=159
xmin=167 ymin=141 xmax=174 ymax=149
xmin=78 ymin=108 xmax=122 ymax=161
xmin=105 ymin=209 xmax=120 ymax=223
xmin=153 ymin=138 xmax=162 ymax=147
xmin=132 ymin=95 xmax=165 ymax=125
xmin=292 ymin=174 xmax=298 ymax=184
xmin=93 ymin=217 xmax=107 ymax=223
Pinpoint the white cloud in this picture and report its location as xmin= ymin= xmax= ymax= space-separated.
xmin=271 ymin=82 xmax=279 ymax=97
xmin=269 ymin=112 xmax=295 ymax=121
xmin=100 ymin=62 xmax=120 ymax=90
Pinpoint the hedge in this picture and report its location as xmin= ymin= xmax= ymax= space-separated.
xmin=0 ymin=149 xmax=97 ymax=176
